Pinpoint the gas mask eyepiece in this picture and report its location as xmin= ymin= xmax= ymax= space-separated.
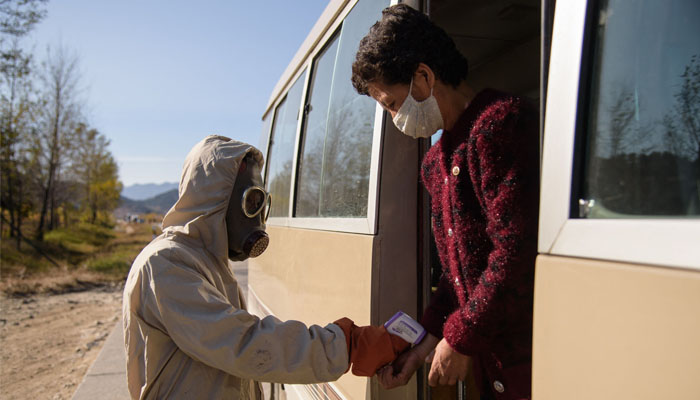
xmin=242 ymin=186 xmax=271 ymax=222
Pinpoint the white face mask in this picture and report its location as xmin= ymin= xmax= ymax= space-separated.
xmin=392 ymin=78 xmax=444 ymax=138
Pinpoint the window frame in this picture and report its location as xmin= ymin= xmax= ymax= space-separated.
xmin=539 ymin=0 xmax=700 ymax=271
xmin=262 ymin=0 xmax=384 ymax=235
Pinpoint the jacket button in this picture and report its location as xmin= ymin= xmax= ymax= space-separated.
xmin=447 ymin=228 xmax=453 ymax=237
xmin=493 ymin=380 xmax=505 ymax=393
xmin=454 ymin=277 xmax=460 ymax=285
xmin=452 ymin=166 xmax=460 ymax=176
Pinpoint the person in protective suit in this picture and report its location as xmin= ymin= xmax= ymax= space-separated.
xmin=122 ymin=135 xmax=408 ymax=399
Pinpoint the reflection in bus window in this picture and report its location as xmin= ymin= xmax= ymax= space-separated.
xmin=295 ymin=0 xmax=389 ymax=218
xmin=266 ymin=71 xmax=307 ymax=217
xmin=580 ymin=0 xmax=700 ymax=217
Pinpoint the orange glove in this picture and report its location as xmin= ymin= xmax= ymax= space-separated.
xmin=334 ymin=317 xmax=410 ymax=377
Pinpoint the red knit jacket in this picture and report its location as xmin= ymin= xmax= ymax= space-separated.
xmin=420 ymin=89 xmax=539 ymax=400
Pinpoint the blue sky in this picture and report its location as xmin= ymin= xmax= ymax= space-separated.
xmin=28 ymin=0 xmax=328 ymax=186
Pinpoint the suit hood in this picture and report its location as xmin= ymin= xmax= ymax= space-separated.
xmin=161 ymin=135 xmax=263 ymax=265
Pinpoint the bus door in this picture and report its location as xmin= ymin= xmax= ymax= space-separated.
xmin=414 ymin=0 xmax=543 ymax=398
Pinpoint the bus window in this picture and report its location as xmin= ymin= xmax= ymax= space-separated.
xmin=295 ymin=0 xmax=389 ymax=218
xmin=578 ymin=0 xmax=700 ymax=218
xmin=259 ymin=112 xmax=272 ymax=170
xmin=539 ymin=0 xmax=700 ymax=270
xmin=266 ymin=71 xmax=307 ymax=218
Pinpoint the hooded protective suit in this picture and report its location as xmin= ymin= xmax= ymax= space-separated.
xmin=122 ymin=136 xmax=349 ymax=400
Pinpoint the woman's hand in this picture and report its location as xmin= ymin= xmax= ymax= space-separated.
xmin=428 ymin=338 xmax=472 ymax=386
xmin=377 ymin=333 xmax=440 ymax=389
xmin=377 ymin=347 xmax=424 ymax=388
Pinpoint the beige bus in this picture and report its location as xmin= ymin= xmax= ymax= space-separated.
xmin=247 ymin=0 xmax=700 ymax=399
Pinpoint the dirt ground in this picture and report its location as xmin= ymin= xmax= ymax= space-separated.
xmin=0 ymin=281 xmax=123 ymax=400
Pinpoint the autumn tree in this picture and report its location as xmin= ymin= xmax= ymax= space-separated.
xmin=0 ymin=0 xmax=48 ymax=246
xmin=2 ymin=1 xmax=124 ymax=247
xmin=70 ymin=123 xmax=122 ymax=224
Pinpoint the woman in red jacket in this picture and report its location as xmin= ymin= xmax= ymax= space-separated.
xmin=351 ymin=5 xmax=539 ymax=400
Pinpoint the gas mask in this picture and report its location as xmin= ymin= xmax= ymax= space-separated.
xmin=226 ymin=154 xmax=271 ymax=261
xmin=392 ymin=77 xmax=444 ymax=138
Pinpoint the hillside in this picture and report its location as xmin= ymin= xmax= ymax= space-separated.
xmin=121 ymin=182 xmax=178 ymax=200
xmin=115 ymin=189 xmax=178 ymax=218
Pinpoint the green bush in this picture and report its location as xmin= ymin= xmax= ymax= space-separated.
xmin=2 ymin=221 xmax=147 ymax=283
xmin=87 ymin=253 xmax=131 ymax=274
xmin=44 ymin=223 xmax=115 ymax=254
xmin=0 ymin=242 xmax=47 ymax=273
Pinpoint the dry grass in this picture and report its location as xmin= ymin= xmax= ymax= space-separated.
xmin=1 ymin=220 xmax=156 ymax=297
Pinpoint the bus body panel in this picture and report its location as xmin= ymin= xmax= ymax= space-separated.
xmin=248 ymin=225 xmax=373 ymax=400
xmin=535 ymin=0 xmax=700 ymax=398
xmin=249 ymin=226 xmax=373 ymax=326
xmin=249 ymin=115 xmax=422 ymax=400
xmin=532 ymin=255 xmax=700 ymax=400
xmin=250 ymin=0 xmax=420 ymax=398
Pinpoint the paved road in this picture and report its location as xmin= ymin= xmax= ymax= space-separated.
xmin=72 ymin=260 xmax=249 ymax=399
xmin=71 ymin=319 xmax=130 ymax=400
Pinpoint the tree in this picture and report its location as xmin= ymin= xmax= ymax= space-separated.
xmin=0 ymin=38 xmax=34 ymax=246
xmin=0 ymin=0 xmax=47 ymax=246
xmin=0 ymin=0 xmax=48 ymax=39
xmin=664 ymin=55 xmax=700 ymax=163
xmin=70 ymin=123 xmax=122 ymax=224
xmin=33 ymin=44 xmax=82 ymax=239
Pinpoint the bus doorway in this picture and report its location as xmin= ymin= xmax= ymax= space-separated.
xmin=417 ymin=1 xmax=541 ymax=399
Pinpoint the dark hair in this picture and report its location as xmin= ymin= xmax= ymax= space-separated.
xmin=351 ymin=4 xmax=468 ymax=96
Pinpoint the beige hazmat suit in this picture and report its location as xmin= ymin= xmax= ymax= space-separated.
xmin=122 ymin=136 xmax=349 ymax=400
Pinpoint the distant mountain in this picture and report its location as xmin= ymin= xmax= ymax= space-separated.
xmin=114 ymin=189 xmax=179 ymax=219
xmin=122 ymin=182 xmax=178 ymax=200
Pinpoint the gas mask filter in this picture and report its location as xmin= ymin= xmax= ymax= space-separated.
xmin=226 ymin=154 xmax=271 ymax=261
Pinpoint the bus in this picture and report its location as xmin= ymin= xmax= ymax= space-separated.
xmin=247 ymin=0 xmax=700 ymax=399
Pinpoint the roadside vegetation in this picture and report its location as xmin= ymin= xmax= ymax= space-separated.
xmin=0 ymin=219 xmax=155 ymax=296
xmin=0 ymin=0 xmax=142 ymax=297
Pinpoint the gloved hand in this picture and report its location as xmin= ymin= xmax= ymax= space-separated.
xmin=333 ymin=317 xmax=410 ymax=377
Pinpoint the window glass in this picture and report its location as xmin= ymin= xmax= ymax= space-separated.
xmin=295 ymin=36 xmax=340 ymax=217
xmin=266 ymin=71 xmax=306 ymax=217
xmin=580 ymin=0 xmax=700 ymax=218
xmin=295 ymin=0 xmax=390 ymax=217
xmin=259 ymin=112 xmax=272 ymax=173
